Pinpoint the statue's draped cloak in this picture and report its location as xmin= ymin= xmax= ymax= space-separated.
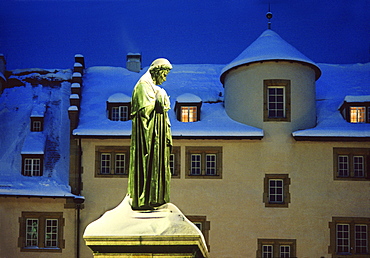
xmin=128 ymin=72 xmax=172 ymax=210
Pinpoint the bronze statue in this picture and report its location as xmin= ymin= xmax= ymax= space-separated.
xmin=128 ymin=58 xmax=173 ymax=210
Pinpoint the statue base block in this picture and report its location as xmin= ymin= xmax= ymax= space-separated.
xmin=83 ymin=196 xmax=209 ymax=258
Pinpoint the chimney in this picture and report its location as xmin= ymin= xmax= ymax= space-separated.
xmin=126 ymin=53 xmax=141 ymax=73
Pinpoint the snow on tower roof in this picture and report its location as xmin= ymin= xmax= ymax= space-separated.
xmin=220 ymin=29 xmax=321 ymax=82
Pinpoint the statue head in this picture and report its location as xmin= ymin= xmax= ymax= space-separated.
xmin=149 ymin=58 xmax=172 ymax=85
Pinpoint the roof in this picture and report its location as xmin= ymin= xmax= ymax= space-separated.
xmin=220 ymin=29 xmax=321 ymax=82
xmin=293 ymin=63 xmax=370 ymax=140
xmin=73 ymin=65 xmax=264 ymax=139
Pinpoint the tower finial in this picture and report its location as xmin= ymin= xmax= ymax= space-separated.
xmin=266 ymin=3 xmax=273 ymax=29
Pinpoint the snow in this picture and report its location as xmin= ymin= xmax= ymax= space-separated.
xmin=293 ymin=63 xmax=370 ymax=138
xmin=220 ymin=29 xmax=321 ymax=81
xmin=0 ymin=69 xmax=75 ymax=197
xmin=344 ymin=95 xmax=370 ymax=103
xmin=107 ymin=93 xmax=131 ymax=103
xmin=176 ymin=93 xmax=202 ymax=103
xmin=84 ymin=195 xmax=206 ymax=240
xmin=74 ymin=64 xmax=263 ymax=137
xmin=21 ymin=132 xmax=45 ymax=154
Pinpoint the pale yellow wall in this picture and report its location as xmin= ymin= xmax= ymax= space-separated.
xmin=79 ymin=137 xmax=370 ymax=258
xmin=0 ymin=197 xmax=76 ymax=258
xmin=223 ymin=61 xmax=317 ymax=134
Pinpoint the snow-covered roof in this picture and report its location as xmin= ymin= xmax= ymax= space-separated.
xmin=343 ymin=95 xmax=370 ymax=103
xmin=108 ymin=93 xmax=131 ymax=103
xmin=73 ymin=65 xmax=263 ymax=138
xmin=293 ymin=63 xmax=370 ymax=139
xmin=220 ymin=29 xmax=321 ymax=82
xmin=176 ymin=93 xmax=202 ymax=103
xmin=0 ymin=69 xmax=76 ymax=197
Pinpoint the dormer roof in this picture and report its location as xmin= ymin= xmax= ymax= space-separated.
xmin=220 ymin=29 xmax=321 ymax=82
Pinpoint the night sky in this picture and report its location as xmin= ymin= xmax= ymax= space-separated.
xmin=0 ymin=0 xmax=369 ymax=70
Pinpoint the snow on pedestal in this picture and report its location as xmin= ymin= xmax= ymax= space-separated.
xmin=83 ymin=195 xmax=209 ymax=258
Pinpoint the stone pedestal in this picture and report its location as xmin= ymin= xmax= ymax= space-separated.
xmin=84 ymin=196 xmax=209 ymax=258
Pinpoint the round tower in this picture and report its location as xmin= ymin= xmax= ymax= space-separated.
xmin=220 ymin=29 xmax=321 ymax=135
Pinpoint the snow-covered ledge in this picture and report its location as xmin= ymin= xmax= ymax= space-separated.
xmin=83 ymin=195 xmax=209 ymax=258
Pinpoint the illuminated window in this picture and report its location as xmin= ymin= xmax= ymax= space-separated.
xmin=175 ymin=95 xmax=202 ymax=122
xmin=264 ymin=80 xmax=291 ymax=122
xmin=339 ymin=97 xmax=370 ymax=123
xmin=333 ymin=148 xmax=369 ymax=180
xmin=19 ymin=212 xmax=64 ymax=252
xmin=350 ymin=107 xmax=366 ymax=123
xmin=181 ymin=106 xmax=197 ymax=122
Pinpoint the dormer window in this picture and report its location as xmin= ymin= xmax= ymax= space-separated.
xmin=175 ymin=93 xmax=202 ymax=122
xmin=339 ymin=95 xmax=370 ymax=123
xmin=31 ymin=117 xmax=44 ymax=132
xmin=22 ymin=154 xmax=44 ymax=176
xmin=107 ymin=93 xmax=131 ymax=121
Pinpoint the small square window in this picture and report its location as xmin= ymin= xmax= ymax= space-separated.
xmin=107 ymin=102 xmax=131 ymax=121
xmin=263 ymin=174 xmax=290 ymax=208
xmin=175 ymin=101 xmax=202 ymax=122
xmin=350 ymin=107 xmax=366 ymax=123
xmin=30 ymin=117 xmax=44 ymax=132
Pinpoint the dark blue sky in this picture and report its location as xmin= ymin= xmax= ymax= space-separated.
xmin=0 ymin=0 xmax=369 ymax=70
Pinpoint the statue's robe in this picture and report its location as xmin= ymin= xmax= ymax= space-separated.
xmin=128 ymin=72 xmax=172 ymax=210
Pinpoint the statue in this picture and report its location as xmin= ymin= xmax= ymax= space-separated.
xmin=128 ymin=58 xmax=173 ymax=210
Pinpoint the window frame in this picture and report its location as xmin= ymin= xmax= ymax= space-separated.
xmin=107 ymin=102 xmax=131 ymax=121
xmin=170 ymin=146 xmax=181 ymax=178
xmin=187 ymin=215 xmax=210 ymax=251
xmin=329 ymin=217 xmax=370 ymax=257
xmin=21 ymin=154 xmax=44 ymax=177
xmin=19 ymin=212 xmax=65 ymax=252
xmin=339 ymin=102 xmax=370 ymax=124
xmin=31 ymin=117 xmax=44 ymax=132
xmin=185 ymin=146 xmax=222 ymax=179
xmin=175 ymin=101 xmax=202 ymax=122
xmin=95 ymin=146 xmax=130 ymax=177
xmin=257 ymin=239 xmax=296 ymax=258
xmin=263 ymin=174 xmax=291 ymax=208
xmin=333 ymin=148 xmax=370 ymax=181
xmin=263 ymin=79 xmax=291 ymax=122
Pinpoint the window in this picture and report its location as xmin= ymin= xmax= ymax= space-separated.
xmin=264 ymin=79 xmax=291 ymax=122
xmin=107 ymin=102 xmax=130 ymax=121
xmin=339 ymin=98 xmax=370 ymax=123
xmin=263 ymin=174 xmax=291 ymax=208
xmin=185 ymin=147 xmax=222 ymax=179
xmin=187 ymin=215 xmax=210 ymax=250
xmin=174 ymin=96 xmax=202 ymax=122
xmin=170 ymin=146 xmax=180 ymax=178
xmin=30 ymin=117 xmax=44 ymax=132
xmin=333 ymin=148 xmax=369 ymax=180
xmin=181 ymin=106 xmax=198 ymax=122
xmin=22 ymin=154 xmax=43 ymax=176
xmin=329 ymin=217 xmax=370 ymax=257
xmin=95 ymin=146 xmax=130 ymax=177
xmin=19 ymin=212 xmax=64 ymax=252
xmin=257 ymin=239 xmax=296 ymax=258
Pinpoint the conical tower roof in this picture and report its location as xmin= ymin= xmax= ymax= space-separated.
xmin=220 ymin=29 xmax=321 ymax=82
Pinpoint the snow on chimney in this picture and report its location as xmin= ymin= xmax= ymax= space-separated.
xmin=126 ymin=53 xmax=141 ymax=73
